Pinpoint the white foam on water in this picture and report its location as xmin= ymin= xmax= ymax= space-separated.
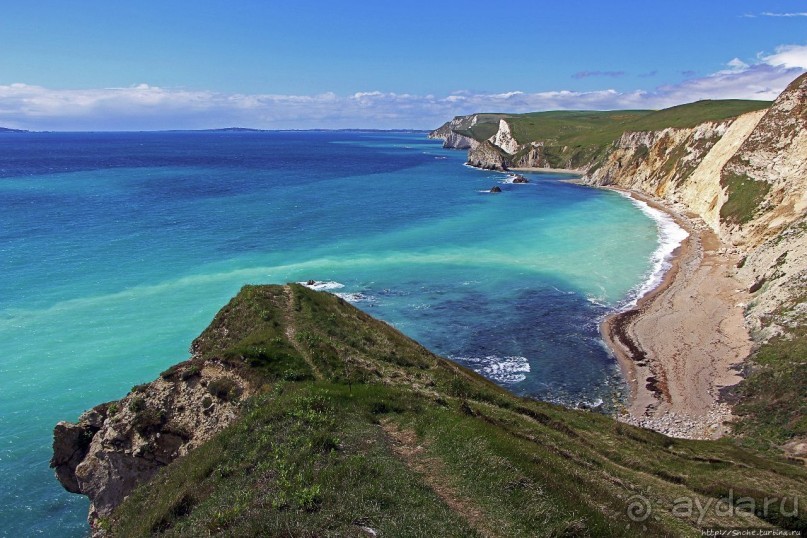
xmin=451 ymin=355 xmax=530 ymax=384
xmin=299 ymin=280 xmax=344 ymax=291
xmin=501 ymin=174 xmax=532 ymax=184
xmin=334 ymin=292 xmax=373 ymax=303
xmin=586 ymin=295 xmax=608 ymax=307
xmin=618 ymin=193 xmax=689 ymax=309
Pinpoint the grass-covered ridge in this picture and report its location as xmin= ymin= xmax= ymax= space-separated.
xmin=107 ymin=284 xmax=807 ymax=536
xmin=621 ymin=99 xmax=771 ymax=132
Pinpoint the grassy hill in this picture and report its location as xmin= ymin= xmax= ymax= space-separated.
xmin=619 ymin=100 xmax=771 ymax=132
xmin=104 ymin=284 xmax=807 ymax=536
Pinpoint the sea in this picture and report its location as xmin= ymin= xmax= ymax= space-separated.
xmin=0 ymin=130 xmax=686 ymax=535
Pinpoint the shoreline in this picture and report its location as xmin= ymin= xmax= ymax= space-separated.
xmin=511 ymin=166 xmax=583 ymax=174
xmin=597 ymin=187 xmax=752 ymax=439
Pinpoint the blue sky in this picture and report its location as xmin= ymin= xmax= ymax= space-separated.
xmin=1 ymin=1 xmax=805 ymax=130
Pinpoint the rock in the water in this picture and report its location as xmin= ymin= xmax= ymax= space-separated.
xmin=489 ymin=186 xmax=502 ymax=193
xmin=512 ymin=175 xmax=529 ymax=183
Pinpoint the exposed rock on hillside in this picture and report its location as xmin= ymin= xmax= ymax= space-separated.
xmin=428 ymin=114 xmax=480 ymax=149
xmin=467 ymin=140 xmax=511 ymax=170
xmin=721 ymin=73 xmax=807 ymax=247
xmin=488 ymin=119 xmax=520 ymax=155
xmin=512 ymin=141 xmax=549 ymax=168
xmin=52 ymin=361 xmax=250 ymax=526
xmin=586 ymin=119 xmax=737 ymax=215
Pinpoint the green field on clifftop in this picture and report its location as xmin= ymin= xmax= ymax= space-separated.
xmin=106 ymin=285 xmax=807 ymax=537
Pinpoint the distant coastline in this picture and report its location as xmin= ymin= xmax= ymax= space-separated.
xmin=0 ymin=127 xmax=429 ymax=134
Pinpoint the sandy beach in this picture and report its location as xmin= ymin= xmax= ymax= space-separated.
xmin=601 ymin=188 xmax=752 ymax=439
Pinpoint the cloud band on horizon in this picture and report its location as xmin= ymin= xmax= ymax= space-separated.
xmin=0 ymin=46 xmax=804 ymax=131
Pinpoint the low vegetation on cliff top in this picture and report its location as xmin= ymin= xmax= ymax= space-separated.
xmin=105 ymin=284 xmax=807 ymax=536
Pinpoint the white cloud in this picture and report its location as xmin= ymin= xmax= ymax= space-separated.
xmin=726 ymin=58 xmax=749 ymax=71
xmin=742 ymin=11 xmax=807 ymax=18
xmin=760 ymin=11 xmax=807 ymax=17
xmin=0 ymin=44 xmax=804 ymax=131
xmin=760 ymin=44 xmax=807 ymax=69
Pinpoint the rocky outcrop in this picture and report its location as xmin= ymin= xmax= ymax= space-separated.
xmin=428 ymin=114 xmax=478 ymax=149
xmin=442 ymin=131 xmax=475 ymax=149
xmin=488 ymin=119 xmax=520 ymax=155
xmin=466 ymin=140 xmax=511 ymax=171
xmin=52 ymin=360 xmax=251 ymax=528
xmin=512 ymin=142 xmax=549 ymax=168
xmin=432 ymin=116 xmax=551 ymax=168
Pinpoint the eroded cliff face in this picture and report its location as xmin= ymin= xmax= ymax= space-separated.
xmin=736 ymin=221 xmax=807 ymax=339
xmin=512 ymin=142 xmax=549 ymax=168
xmin=428 ymin=114 xmax=478 ymax=149
xmin=721 ymin=74 xmax=807 ymax=247
xmin=488 ymin=119 xmax=520 ymax=155
xmin=52 ymin=360 xmax=251 ymax=528
xmin=466 ymin=139 xmax=511 ymax=170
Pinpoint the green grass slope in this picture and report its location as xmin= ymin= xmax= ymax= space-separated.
xmin=107 ymin=284 xmax=807 ymax=536
xmin=508 ymin=110 xmax=652 ymax=147
xmin=622 ymin=100 xmax=771 ymax=132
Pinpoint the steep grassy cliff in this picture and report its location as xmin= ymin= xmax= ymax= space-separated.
xmin=55 ymin=284 xmax=807 ymax=536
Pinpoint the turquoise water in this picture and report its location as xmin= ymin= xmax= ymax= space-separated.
xmin=0 ymin=131 xmax=665 ymax=535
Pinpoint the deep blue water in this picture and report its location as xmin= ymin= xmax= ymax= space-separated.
xmin=0 ymin=131 xmax=665 ymax=535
